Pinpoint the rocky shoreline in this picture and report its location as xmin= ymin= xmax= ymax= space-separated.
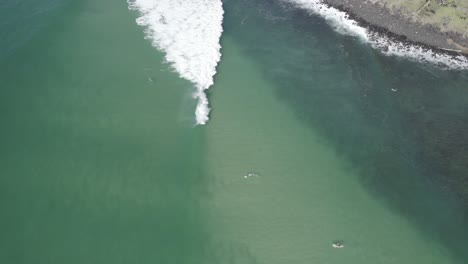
xmin=322 ymin=0 xmax=468 ymax=56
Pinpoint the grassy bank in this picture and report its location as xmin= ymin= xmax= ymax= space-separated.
xmin=370 ymin=0 xmax=468 ymax=38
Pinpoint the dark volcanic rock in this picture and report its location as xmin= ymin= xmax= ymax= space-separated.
xmin=323 ymin=0 xmax=468 ymax=54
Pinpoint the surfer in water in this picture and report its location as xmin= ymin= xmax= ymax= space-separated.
xmin=332 ymin=242 xmax=344 ymax=248
xmin=244 ymin=172 xmax=259 ymax=178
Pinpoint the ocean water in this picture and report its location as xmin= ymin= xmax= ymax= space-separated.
xmin=128 ymin=0 xmax=224 ymax=124
xmin=1 ymin=0 xmax=468 ymax=263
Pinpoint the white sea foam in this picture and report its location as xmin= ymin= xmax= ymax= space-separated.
xmin=285 ymin=0 xmax=468 ymax=70
xmin=128 ymin=0 xmax=224 ymax=124
xmin=368 ymin=33 xmax=468 ymax=70
xmin=284 ymin=0 xmax=368 ymax=40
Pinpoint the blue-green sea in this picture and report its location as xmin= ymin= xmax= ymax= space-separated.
xmin=1 ymin=0 xmax=468 ymax=263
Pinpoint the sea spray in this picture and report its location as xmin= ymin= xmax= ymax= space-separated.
xmin=284 ymin=0 xmax=468 ymax=70
xmin=128 ymin=0 xmax=224 ymax=124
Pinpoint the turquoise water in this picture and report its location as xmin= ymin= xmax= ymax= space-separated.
xmin=1 ymin=0 xmax=468 ymax=263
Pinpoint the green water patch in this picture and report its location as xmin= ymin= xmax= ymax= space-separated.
xmin=0 ymin=0 xmax=74 ymax=61
xmin=221 ymin=0 xmax=468 ymax=262
xmin=203 ymin=35 xmax=461 ymax=264
xmin=0 ymin=1 xmax=213 ymax=263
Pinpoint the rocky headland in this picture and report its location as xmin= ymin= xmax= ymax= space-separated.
xmin=322 ymin=0 xmax=468 ymax=55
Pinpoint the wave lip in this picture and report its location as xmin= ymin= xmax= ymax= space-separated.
xmin=129 ymin=0 xmax=224 ymax=125
xmin=284 ymin=0 xmax=468 ymax=70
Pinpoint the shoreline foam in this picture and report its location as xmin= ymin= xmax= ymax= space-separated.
xmin=326 ymin=0 xmax=468 ymax=52
xmin=284 ymin=0 xmax=468 ymax=70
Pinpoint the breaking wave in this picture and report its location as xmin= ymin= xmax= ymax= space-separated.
xmin=128 ymin=0 xmax=224 ymax=124
xmin=284 ymin=0 xmax=468 ymax=70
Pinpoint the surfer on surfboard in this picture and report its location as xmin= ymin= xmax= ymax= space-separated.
xmin=332 ymin=242 xmax=344 ymax=248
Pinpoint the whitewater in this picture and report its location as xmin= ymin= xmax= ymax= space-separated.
xmin=128 ymin=0 xmax=223 ymax=125
xmin=128 ymin=0 xmax=467 ymax=125
xmin=284 ymin=0 xmax=468 ymax=70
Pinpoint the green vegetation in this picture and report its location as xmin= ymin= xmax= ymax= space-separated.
xmin=370 ymin=0 xmax=468 ymax=38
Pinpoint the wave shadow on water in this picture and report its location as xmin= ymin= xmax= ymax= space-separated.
xmin=222 ymin=0 xmax=468 ymax=262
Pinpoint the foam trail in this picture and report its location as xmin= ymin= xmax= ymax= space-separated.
xmin=285 ymin=0 xmax=468 ymax=70
xmin=128 ymin=0 xmax=224 ymax=124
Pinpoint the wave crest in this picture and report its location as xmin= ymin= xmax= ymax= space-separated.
xmin=128 ymin=0 xmax=224 ymax=124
